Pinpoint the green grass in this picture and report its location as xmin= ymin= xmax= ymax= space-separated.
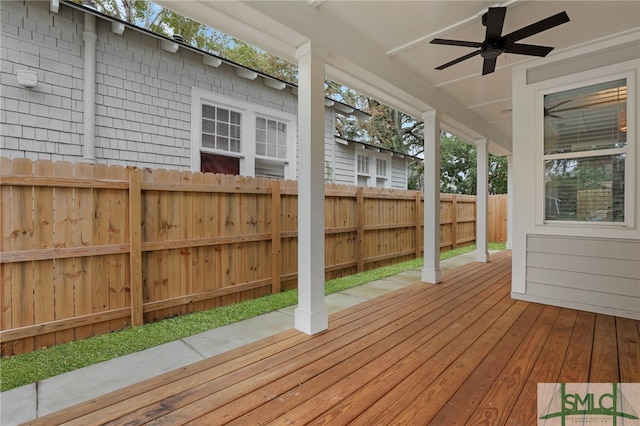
xmin=0 ymin=243 xmax=505 ymax=392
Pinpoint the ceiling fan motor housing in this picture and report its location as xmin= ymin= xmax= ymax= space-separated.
xmin=481 ymin=40 xmax=504 ymax=59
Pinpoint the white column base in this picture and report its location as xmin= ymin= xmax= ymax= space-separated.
xmin=295 ymin=307 xmax=328 ymax=335
xmin=421 ymin=268 xmax=441 ymax=284
xmin=475 ymin=251 xmax=490 ymax=263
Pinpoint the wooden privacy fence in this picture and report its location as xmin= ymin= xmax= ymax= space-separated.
xmin=0 ymin=158 xmax=505 ymax=355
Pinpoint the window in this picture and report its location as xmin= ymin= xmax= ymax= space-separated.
xmin=376 ymin=158 xmax=388 ymax=188
xmin=357 ymin=154 xmax=369 ymax=174
xmin=356 ymin=152 xmax=390 ymax=188
xmin=256 ymin=117 xmax=287 ymax=159
xmin=191 ymin=88 xmax=296 ymax=178
xmin=202 ymin=104 xmax=241 ymax=153
xmin=543 ymin=78 xmax=627 ymax=223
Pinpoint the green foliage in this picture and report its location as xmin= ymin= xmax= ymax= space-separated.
xmin=439 ymin=134 xmax=508 ymax=195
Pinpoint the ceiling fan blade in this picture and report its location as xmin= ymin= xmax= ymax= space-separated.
xmin=485 ymin=7 xmax=507 ymax=39
xmin=435 ymin=50 xmax=482 ymax=70
xmin=506 ymin=43 xmax=554 ymax=57
xmin=547 ymin=99 xmax=573 ymax=111
xmin=431 ymin=38 xmax=483 ymax=48
xmin=482 ymin=57 xmax=497 ymax=75
xmin=503 ymin=11 xmax=570 ymax=43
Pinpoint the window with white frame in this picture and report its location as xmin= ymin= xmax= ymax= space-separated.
xmin=356 ymin=151 xmax=390 ymax=188
xmin=255 ymin=116 xmax=288 ymax=178
xmin=356 ymin=154 xmax=370 ymax=186
xmin=543 ymin=78 xmax=627 ymax=223
xmin=376 ymin=158 xmax=388 ymax=188
xmin=191 ymin=88 xmax=296 ymax=179
xmin=201 ymin=104 xmax=242 ymax=153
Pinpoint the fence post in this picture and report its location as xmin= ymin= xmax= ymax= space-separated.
xmin=128 ymin=167 xmax=143 ymax=327
xmin=415 ymin=191 xmax=422 ymax=259
xmin=356 ymin=186 xmax=364 ymax=272
xmin=451 ymin=194 xmax=458 ymax=249
xmin=271 ymin=179 xmax=281 ymax=294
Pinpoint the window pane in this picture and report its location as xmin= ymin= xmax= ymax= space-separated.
xmin=278 ymin=147 xmax=287 ymax=159
xmin=544 ymin=79 xmax=627 ymax=155
xmin=256 ymin=142 xmax=266 ymax=156
xmin=202 ymin=134 xmax=215 ymax=149
xmin=230 ymin=124 xmax=241 ymax=139
xmin=217 ymin=108 xmax=229 ymax=122
xmin=267 ymin=144 xmax=277 ymax=158
xmin=230 ymin=111 xmax=241 ymax=125
xmin=216 ymin=136 xmax=229 ymax=151
xmin=202 ymin=118 xmax=216 ymax=134
xmin=256 ymin=117 xmax=266 ymax=130
xmin=202 ymin=104 xmax=216 ymax=119
xmin=267 ymin=119 xmax=277 ymax=132
xmin=217 ymin=122 xmax=229 ymax=137
xmin=545 ymin=154 xmax=624 ymax=222
xmin=230 ymin=139 xmax=240 ymax=153
xmin=256 ymin=129 xmax=266 ymax=143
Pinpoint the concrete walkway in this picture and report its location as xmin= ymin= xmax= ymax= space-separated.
xmin=0 ymin=250 xmax=496 ymax=425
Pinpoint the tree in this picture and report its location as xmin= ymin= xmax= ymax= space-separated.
xmin=88 ymin=0 xmax=508 ymax=194
xmin=438 ymin=134 xmax=508 ymax=195
xmin=87 ymin=0 xmax=298 ymax=83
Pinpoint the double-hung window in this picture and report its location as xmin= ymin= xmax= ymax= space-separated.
xmin=255 ymin=117 xmax=288 ymax=178
xmin=543 ymin=78 xmax=628 ymax=224
xmin=376 ymin=158 xmax=388 ymax=188
xmin=356 ymin=154 xmax=370 ymax=186
xmin=200 ymin=104 xmax=242 ymax=174
xmin=356 ymin=151 xmax=391 ymax=188
xmin=192 ymin=88 xmax=296 ymax=178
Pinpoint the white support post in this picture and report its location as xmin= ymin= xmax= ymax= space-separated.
xmin=505 ymin=154 xmax=513 ymax=249
xmin=475 ymin=138 xmax=489 ymax=262
xmin=294 ymin=41 xmax=328 ymax=335
xmin=421 ymin=110 xmax=441 ymax=284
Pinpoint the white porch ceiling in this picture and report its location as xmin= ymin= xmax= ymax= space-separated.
xmin=154 ymin=1 xmax=640 ymax=155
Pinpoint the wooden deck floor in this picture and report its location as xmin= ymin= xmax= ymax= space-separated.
xmin=27 ymin=251 xmax=640 ymax=425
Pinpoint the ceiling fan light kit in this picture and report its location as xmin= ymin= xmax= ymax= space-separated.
xmin=431 ymin=7 xmax=570 ymax=75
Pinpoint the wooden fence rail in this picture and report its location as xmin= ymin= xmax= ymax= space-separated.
xmin=0 ymin=158 xmax=506 ymax=355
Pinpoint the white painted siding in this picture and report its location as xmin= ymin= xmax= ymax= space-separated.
xmin=390 ymin=156 xmax=408 ymax=188
xmin=332 ymin=142 xmax=356 ymax=185
xmin=511 ymin=32 xmax=640 ymax=320
xmin=523 ymin=235 xmax=640 ymax=319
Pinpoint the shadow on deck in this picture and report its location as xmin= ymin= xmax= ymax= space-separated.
xmin=27 ymin=251 xmax=640 ymax=425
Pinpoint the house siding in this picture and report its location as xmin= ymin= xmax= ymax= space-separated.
xmin=524 ymin=235 xmax=640 ymax=319
xmin=511 ymin=33 xmax=640 ymax=320
xmin=0 ymin=0 xmax=408 ymax=188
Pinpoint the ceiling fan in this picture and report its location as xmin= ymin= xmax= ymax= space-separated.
xmin=431 ymin=7 xmax=570 ymax=75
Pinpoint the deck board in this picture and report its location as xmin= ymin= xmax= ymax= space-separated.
xmin=24 ymin=251 xmax=640 ymax=426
